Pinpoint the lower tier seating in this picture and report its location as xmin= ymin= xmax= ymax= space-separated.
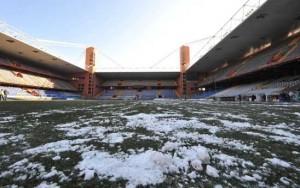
xmin=210 ymin=76 xmax=300 ymax=102
xmin=191 ymin=90 xmax=221 ymax=99
xmin=98 ymin=89 xmax=177 ymax=100
xmin=0 ymin=86 xmax=81 ymax=100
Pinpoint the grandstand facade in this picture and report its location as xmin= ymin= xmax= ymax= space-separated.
xmin=0 ymin=39 xmax=190 ymax=100
xmin=71 ymin=46 xmax=190 ymax=100
xmin=0 ymin=0 xmax=300 ymax=101
xmin=187 ymin=0 xmax=300 ymax=102
xmin=0 ymin=31 xmax=83 ymax=100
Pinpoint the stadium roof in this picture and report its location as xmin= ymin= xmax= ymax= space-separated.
xmin=0 ymin=32 xmax=84 ymax=74
xmin=96 ymin=72 xmax=179 ymax=80
xmin=187 ymin=0 xmax=300 ymax=74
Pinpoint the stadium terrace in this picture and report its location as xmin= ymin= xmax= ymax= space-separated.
xmin=0 ymin=1 xmax=299 ymax=101
xmin=0 ymin=0 xmax=300 ymax=188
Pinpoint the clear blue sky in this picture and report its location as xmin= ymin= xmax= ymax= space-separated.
xmin=0 ymin=0 xmax=248 ymax=70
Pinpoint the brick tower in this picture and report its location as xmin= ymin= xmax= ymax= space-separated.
xmin=177 ymin=45 xmax=190 ymax=98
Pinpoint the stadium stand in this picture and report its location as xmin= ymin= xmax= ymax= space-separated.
xmin=191 ymin=90 xmax=221 ymax=99
xmin=140 ymin=90 xmax=157 ymax=100
xmin=97 ymin=88 xmax=177 ymax=100
xmin=1 ymin=0 xmax=300 ymax=102
xmin=0 ymin=55 xmax=67 ymax=80
xmin=101 ymin=80 xmax=177 ymax=87
xmin=0 ymin=86 xmax=80 ymax=100
xmin=211 ymin=76 xmax=300 ymax=102
xmin=0 ymin=48 xmax=81 ymax=100
xmin=0 ymin=68 xmax=76 ymax=91
xmin=122 ymin=89 xmax=136 ymax=97
xmin=199 ymin=36 xmax=300 ymax=87
xmin=159 ymin=89 xmax=177 ymax=98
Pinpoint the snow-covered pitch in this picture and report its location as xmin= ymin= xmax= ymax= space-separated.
xmin=0 ymin=100 xmax=299 ymax=187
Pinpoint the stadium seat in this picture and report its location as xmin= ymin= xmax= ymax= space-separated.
xmin=211 ymin=76 xmax=300 ymax=101
xmin=0 ymin=68 xmax=76 ymax=91
xmin=0 ymin=86 xmax=81 ymax=100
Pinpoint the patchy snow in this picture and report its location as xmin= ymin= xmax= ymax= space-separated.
xmin=52 ymin=156 xmax=61 ymax=161
xmin=178 ymin=145 xmax=211 ymax=165
xmin=220 ymin=120 xmax=251 ymax=130
xmin=33 ymin=109 xmax=75 ymax=118
xmin=271 ymin=129 xmax=299 ymax=138
xmin=35 ymin=181 xmax=60 ymax=188
xmin=41 ymin=167 xmax=68 ymax=182
xmin=188 ymin=171 xmax=198 ymax=179
xmin=223 ymin=113 xmax=250 ymax=121
xmin=174 ymin=132 xmax=254 ymax=151
xmin=191 ymin=159 xmax=203 ymax=171
xmin=174 ymin=131 xmax=200 ymax=141
xmin=161 ymin=142 xmax=181 ymax=152
xmin=213 ymin=153 xmax=255 ymax=168
xmin=24 ymin=139 xmax=91 ymax=155
xmin=206 ymin=165 xmax=219 ymax=178
xmin=280 ymin=177 xmax=291 ymax=185
xmin=137 ymin=134 xmax=161 ymax=141
xmin=0 ymin=116 xmax=16 ymax=123
xmin=57 ymin=123 xmax=133 ymax=145
xmin=266 ymin=158 xmax=291 ymax=168
xmin=0 ymin=133 xmax=25 ymax=146
xmin=0 ymin=138 xmax=8 ymax=146
xmin=76 ymin=150 xmax=175 ymax=188
xmin=214 ymin=185 xmax=223 ymax=188
xmin=261 ymin=112 xmax=279 ymax=117
xmin=56 ymin=124 xmax=110 ymax=138
xmin=240 ymin=175 xmax=256 ymax=182
xmin=9 ymin=134 xmax=25 ymax=142
xmin=77 ymin=145 xmax=213 ymax=188
xmin=293 ymin=112 xmax=300 ymax=117
xmin=269 ymin=134 xmax=300 ymax=145
xmin=214 ymin=153 xmax=238 ymax=167
xmin=55 ymin=122 xmax=81 ymax=129
xmin=0 ymin=133 xmax=11 ymax=137
xmin=102 ymin=132 xmax=134 ymax=144
xmin=244 ymin=132 xmax=265 ymax=137
xmin=124 ymin=113 xmax=199 ymax=133
xmin=1 ymin=158 xmax=68 ymax=183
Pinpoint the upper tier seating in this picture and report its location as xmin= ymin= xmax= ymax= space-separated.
xmin=102 ymin=80 xmax=177 ymax=87
xmin=0 ymin=56 xmax=66 ymax=80
xmin=200 ymin=36 xmax=300 ymax=86
xmin=0 ymin=68 xmax=76 ymax=91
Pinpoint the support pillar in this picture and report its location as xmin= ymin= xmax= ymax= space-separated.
xmin=83 ymin=47 xmax=97 ymax=98
xmin=177 ymin=45 xmax=190 ymax=98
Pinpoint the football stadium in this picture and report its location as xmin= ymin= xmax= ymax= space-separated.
xmin=0 ymin=0 xmax=300 ymax=187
